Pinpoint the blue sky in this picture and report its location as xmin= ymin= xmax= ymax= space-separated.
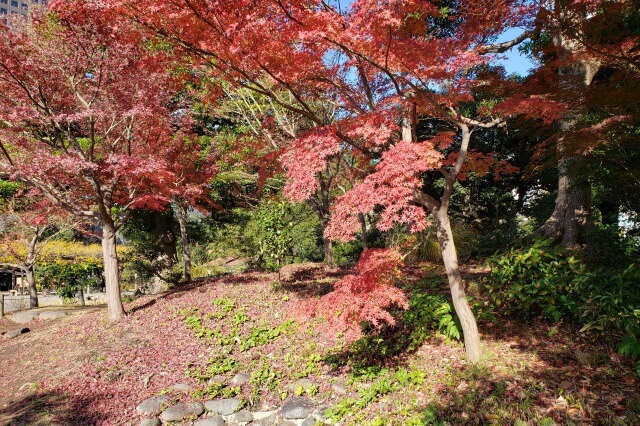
xmin=496 ymin=28 xmax=537 ymax=76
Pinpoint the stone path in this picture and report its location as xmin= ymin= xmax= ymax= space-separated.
xmin=136 ymin=389 xmax=333 ymax=425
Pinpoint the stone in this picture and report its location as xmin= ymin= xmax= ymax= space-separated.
xmin=312 ymin=405 xmax=331 ymax=422
xmin=159 ymin=402 xmax=205 ymax=422
xmin=208 ymin=374 xmax=226 ymax=385
xmin=231 ymin=408 xmax=253 ymax=423
xmin=11 ymin=310 xmax=38 ymax=324
xmin=301 ymin=419 xmax=316 ymax=426
xmin=139 ymin=418 xmax=161 ymax=426
xmin=287 ymin=378 xmax=314 ymax=392
xmin=252 ymin=413 xmax=276 ymax=426
xmin=230 ymin=372 xmax=250 ymax=385
xmin=38 ymin=310 xmax=67 ymax=320
xmin=275 ymin=421 xmax=297 ymax=426
xmin=194 ymin=415 xmax=225 ymax=426
xmin=136 ymin=395 xmax=169 ymax=416
xmin=171 ymin=382 xmax=192 ymax=392
xmin=281 ymin=397 xmax=314 ymax=420
xmin=204 ymin=397 xmax=241 ymax=415
xmin=3 ymin=327 xmax=29 ymax=339
xmin=330 ymin=382 xmax=346 ymax=395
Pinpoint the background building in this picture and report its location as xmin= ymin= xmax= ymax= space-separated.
xmin=0 ymin=0 xmax=47 ymax=19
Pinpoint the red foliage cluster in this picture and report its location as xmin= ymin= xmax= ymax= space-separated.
xmin=294 ymin=248 xmax=408 ymax=342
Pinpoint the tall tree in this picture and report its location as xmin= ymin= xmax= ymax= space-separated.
xmin=126 ymin=0 xmax=552 ymax=361
xmin=0 ymin=7 xmax=188 ymax=320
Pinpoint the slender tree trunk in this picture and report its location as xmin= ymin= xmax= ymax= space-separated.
xmin=359 ymin=213 xmax=368 ymax=251
xmin=26 ymin=233 xmax=38 ymax=308
xmin=175 ymin=203 xmax=191 ymax=282
xmin=76 ymin=283 xmax=85 ymax=307
xmin=26 ymin=266 xmax=37 ymax=308
xmin=101 ymin=221 xmax=125 ymax=321
xmin=434 ymin=206 xmax=482 ymax=363
xmin=322 ymin=232 xmax=334 ymax=265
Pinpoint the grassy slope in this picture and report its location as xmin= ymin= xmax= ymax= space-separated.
xmin=0 ymin=266 xmax=638 ymax=425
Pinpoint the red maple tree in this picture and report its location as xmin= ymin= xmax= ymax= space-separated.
xmin=0 ymin=6 xmax=196 ymax=320
xmin=121 ymin=0 xmax=565 ymax=361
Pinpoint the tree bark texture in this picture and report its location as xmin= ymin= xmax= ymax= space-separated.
xmin=540 ymin=4 xmax=599 ymax=247
xmin=434 ymin=206 xmax=482 ymax=363
xmin=175 ymin=203 xmax=192 ymax=282
xmin=26 ymin=266 xmax=37 ymax=308
xmin=101 ymin=221 xmax=125 ymax=321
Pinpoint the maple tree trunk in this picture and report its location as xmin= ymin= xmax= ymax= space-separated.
xmin=27 ymin=234 xmax=38 ymax=308
xmin=434 ymin=207 xmax=481 ymax=363
xmin=323 ymin=235 xmax=334 ymax=265
xmin=359 ymin=213 xmax=368 ymax=251
xmin=175 ymin=204 xmax=192 ymax=282
xmin=26 ymin=266 xmax=37 ymax=308
xmin=101 ymin=222 xmax=125 ymax=321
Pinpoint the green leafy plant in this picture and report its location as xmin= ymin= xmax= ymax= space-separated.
xmin=483 ymin=240 xmax=589 ymax=321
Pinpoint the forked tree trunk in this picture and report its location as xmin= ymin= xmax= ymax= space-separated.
xmin=101 ymin=222 xmax=125 ymax=321
xmin=434 ymin=206 xmax=482 ymax=363
xmin=175 ymin=203 xmax=192 ymax=282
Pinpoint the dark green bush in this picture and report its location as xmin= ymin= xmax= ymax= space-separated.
xmin=580 ymin=264 xmax=640 ymax=338
xmin=483 ymin=240 xmax=589 ymax=322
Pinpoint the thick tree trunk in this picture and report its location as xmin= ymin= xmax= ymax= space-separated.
xmin=26 ymin=266 xmax=37 ymax=308
xmin=175 ymin=203 xmax=191 ymax=282
xmin=101 ymin=222 xmax=125 ymax=321
xmin=539 ymin=5 xmax=599 ymax=247
xmin=539 ymin=143 xmax=591 ymax=247
xmin=322 ymin=233 xmax=334 ymax=265
xmin=434 ymin=207 xmax=482 ymax=363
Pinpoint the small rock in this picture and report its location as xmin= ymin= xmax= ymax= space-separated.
xmin=231 ymin=408 xmax=253 ymax=423
xmin=287 ymin=378 xmax=314 ymax=392
xmin=281 ymin=397 xmax=315 ymax=420
xmin=139 ymin=418 xmax=161 ymax=426
xmin=160 ymin=402 xmax=205 ymax=422
xmin=251 ymin=414 xmax=276 ymax=426
xmin=252 ymin=412 xmax=277 ymax=426
xmin=231 ymin=372 xmax=250 ymax=385
xmin=275 ymin=421 xmax=297 ymax=426
xmin=11 ymin=310 xmax=38 ymax=324
xmin=301 ymin=418 xmax=316 ymax=426
xmin=3 ymin=327 xmax=30 ymax=339
xmin=204 ymin=397 xmax=241 ymax=415
xmin=172 ymin=383 xmax=192 ymax=392
xmin=38 ymin=311 xmax=67 ymax=320
xmin=136 ymin=395 xmax=169 ymax=416
xmin=330 ymin=382 xmax=346 ymax=395
xmin=194 ymin=415 xmax=225 ymax=426
xmin=208 ymin=375 xmax=226 ymax=385
xmin=312 ymin=405 xmax=331 ymax=422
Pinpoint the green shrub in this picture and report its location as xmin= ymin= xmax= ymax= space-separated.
xmin=483 ymin=240 xmax=589 ymax=322
xmin=580 ymin=264 xmax=640 ymax=338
